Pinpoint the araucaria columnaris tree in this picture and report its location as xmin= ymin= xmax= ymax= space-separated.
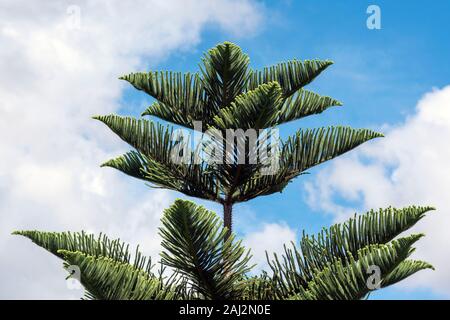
xmin=14 ymin=42 xmax=435 ymax=300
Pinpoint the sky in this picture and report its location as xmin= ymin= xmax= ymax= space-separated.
xmin=0 ymin=0 xmax=449 ymax=299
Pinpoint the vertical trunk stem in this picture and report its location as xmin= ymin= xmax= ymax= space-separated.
xmin=223 ymin=202 xmax=233 ymax=240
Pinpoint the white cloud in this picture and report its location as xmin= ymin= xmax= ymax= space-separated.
xmin=231 ymin=204 xmax=298 ymax=273
xmin=0 ymin=0 xmax=262 ymax=299
xmin=243 ymin=223 xmax=297 ymax=273
xmin=305 ymin=85 xmax=450 ymax=297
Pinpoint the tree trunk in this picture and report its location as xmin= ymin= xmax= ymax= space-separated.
xmin=223 ymin=202 xmax=233 ymax=240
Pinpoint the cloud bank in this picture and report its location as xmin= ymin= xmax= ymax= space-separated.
xmin=0 ymin=0 xmax=262 ymax=299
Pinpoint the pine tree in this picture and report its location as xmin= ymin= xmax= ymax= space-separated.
xmin=14 ymin=42 xmax=434 ymax=300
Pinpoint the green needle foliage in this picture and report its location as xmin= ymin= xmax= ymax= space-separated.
xmin=92 ymin=42 xmax=383 ymax=235
xmin=160 ymin=200 xmax=252 ymax=300
xmin=14 ymin=42 xmax=434 ymax=300
xmin=14 ymin=202 xmax=434 ymax=300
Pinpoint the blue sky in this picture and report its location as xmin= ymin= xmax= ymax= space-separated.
xmin=119 ymin=1 xmax=450 ymax=299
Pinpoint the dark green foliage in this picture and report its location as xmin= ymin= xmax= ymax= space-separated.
xmin=247 ymin=59 xmax=334 ymax=98
xmin=59 ymin=250 xmax=177 ymax=300
xmin=14 ymin=201 xmax=434 ymax=300
xmin=267 ymin=206 xmax=435 ymax=298
xmin=97 ymin=42 xmax=381 ymax=210
xmin=160 ymin=199 xmax=252 ymax=299
xmin=290 ymin=234 xmax=426 ymax=300
xmin=12 ymin=230 xmax=153 ymax=274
